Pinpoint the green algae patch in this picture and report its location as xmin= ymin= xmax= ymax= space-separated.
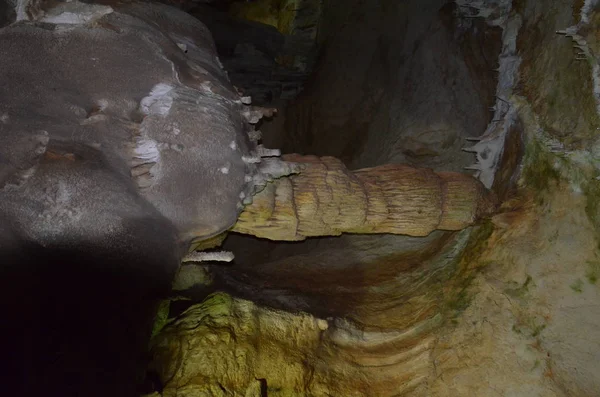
xmin=229 ymin=0 xmax=298 ymax=35
xmin=583 ymin=176 xmax=600 ymax=249
xmin=586 ymin=260 xmax=600 ymax=284
xmin=151 ymin=299 xmax=171 ymax=339
xmin=570 ymin=278 xmax=585 ymax=293
xmin=443 ymin=221 xmax=495 ymax=320
xmin=512 ymin=318 xmax=547 ymax=338
xmin=505 ymin=274 xmax=534 ymax=300
xmin=520 ymin=137 xmax=561 ymax=198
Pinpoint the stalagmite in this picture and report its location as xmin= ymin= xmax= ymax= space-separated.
xmin=233 ymin=154 xmax=498 ymax=240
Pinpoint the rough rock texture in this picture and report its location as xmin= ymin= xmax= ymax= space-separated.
xmin=234 ymin=154 xmax=498 ymax=240
xmin=150 ymin=0 xmax=600 ymax=396
xmin=430 ymin=186 xmax=599 ymax=397
xmin=153 ymin=176 xmax=600 ymax=396
xmin=216 ymin=228 xmax=476 ymax=330
xmin=151 ymin=292 xmax=439 ymax=397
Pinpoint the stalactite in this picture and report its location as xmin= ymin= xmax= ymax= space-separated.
xmin=233 ymin=155 xmax=498 ymax=240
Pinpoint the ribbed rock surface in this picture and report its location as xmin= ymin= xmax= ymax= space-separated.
xmin=233 ymin=155 xmax=497 ymax=240
xmin=150 ymin=293 xmax=440 ymax=397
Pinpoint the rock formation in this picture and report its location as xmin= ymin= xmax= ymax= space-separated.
xmin=234 ymin=154 xmax=497 ymax=240
xmin=2 ymin=0 xmax=600 ymax=396
xmin=0 ymin=1 xmax=497 ymax=395
xmin=148 ymin=0 xmax=600 ymax=396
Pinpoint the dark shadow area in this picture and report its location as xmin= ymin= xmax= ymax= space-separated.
xmin=187 ymin=3 xmax=316 ymax=104
xmin=0 ymin=221 xmax=180 ymax=397
xmin=209 ymin=231 xmax=456 ymax=331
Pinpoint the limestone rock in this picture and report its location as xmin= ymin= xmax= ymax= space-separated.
xmin=172 ymin=264 xmax=213 ymax=291
xmin=150 ymin=293 xmax=326 ymax=396
xmin=233 ymin=155 xmax=498 ymax=240
xmin=150 ymin=292 xmax=439 ymax=396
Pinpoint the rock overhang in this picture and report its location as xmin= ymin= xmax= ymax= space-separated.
xmin=0 ymin=0 xmax=281 ymax=246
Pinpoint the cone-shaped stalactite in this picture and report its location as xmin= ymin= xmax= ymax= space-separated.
xmin=233 ymin=154 xmax=498 ymax=240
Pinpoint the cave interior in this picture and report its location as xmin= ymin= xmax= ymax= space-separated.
xmin=1 ymin=0 xmax=600 ymax=396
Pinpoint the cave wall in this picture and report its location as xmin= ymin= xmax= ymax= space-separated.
xmin=264 ymin=0 xmax=501 ymax=172
xmin=148 ymin=0 xmax=600 ymax=395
